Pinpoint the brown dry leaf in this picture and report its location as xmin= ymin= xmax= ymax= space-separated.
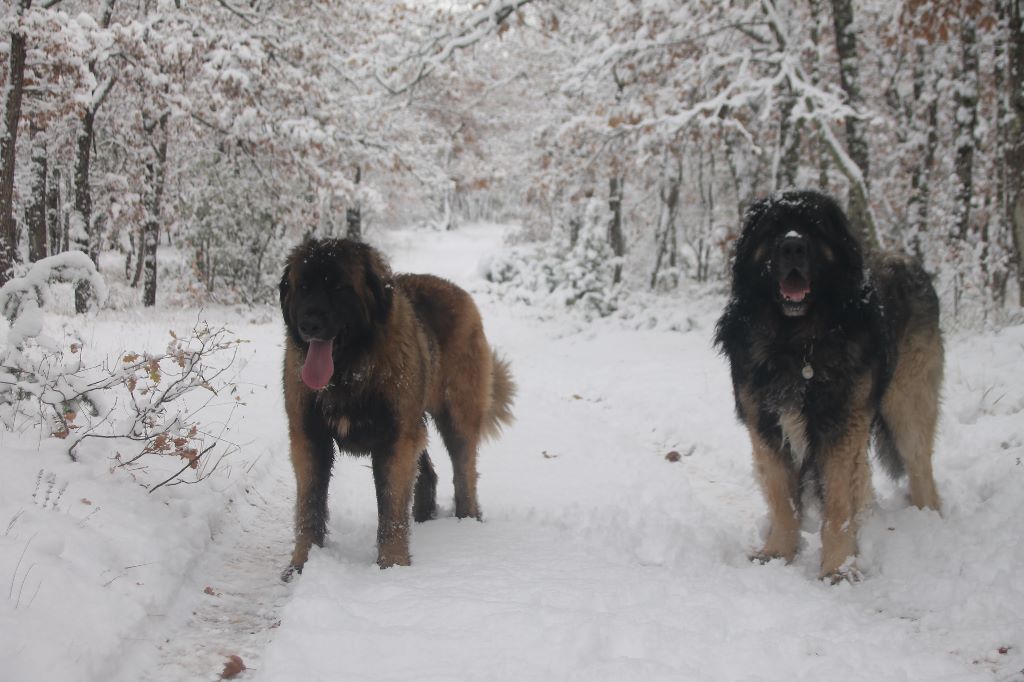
xmin=122 ymin=352 xmax=140 ymax=363
xmin=542 ymin=450 xmax=558 ymax=459
xmin=665 ymin=450 xmax=681 ymax=462
xmin=220 ymin=654 xmax=246 ymax=678
xmin=81 ymin=498 xmax=92 ymax=505
xmin=204 ymin=586 xmax=218 ymax=596
xmin=146 ymin=358 xmax=161 ymax=380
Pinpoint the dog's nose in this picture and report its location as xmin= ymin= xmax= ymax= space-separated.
xmin=298 ymin=314 xmax=326 ymax=340
xmin=780 ymin=234 xmax=806 ymax=259
xmin=779 ymin=234 xmax=808 ymax=269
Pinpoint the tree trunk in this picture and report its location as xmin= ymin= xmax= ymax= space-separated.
xmin=830 ymin=0 xmax=876 ymax=251
xmin=808 ymin=0 xmax=830 ymax=188
xmin=142 ymin=112 xmax=169 ymax=307
xmin=608 ymin=173 xmax=625 ymax=285
xmin=131 ymin=226 xmax=144 ymax=287
xmin=71 ymin=1 xmax=116 ymax=310
xmin=775 ymin=89 xmax=802 ymax=190
xmin=27 ymin=122 xmax=47 ymax=262
xmin=651 ymin=154 xmax=681 ymax=289
xmin=345 ymin=165 xmax=362 ymax=241
xmin=73 ymin=107 xmax=97 ymax=313
xmin=907 ymin=44 xmax=939 ymax=259
xmin=46 ymin=166 xmax=62 ymax=254
xmin=953 ymin=5 xmax=980 ymax=242
xmin=0 ymin=0 xmax=32 ymax=286
xmin=1007 ymin=0 xmax=1024 ymax=305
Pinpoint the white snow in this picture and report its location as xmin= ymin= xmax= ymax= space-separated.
xmin=1 ymin=224 xmax=1022 ymax=681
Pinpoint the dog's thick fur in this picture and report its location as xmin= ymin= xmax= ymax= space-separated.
xmin=715 ymin=190 xmax=943 ymax=581
xmin=279 ymin=238 xmax=515 ymax=576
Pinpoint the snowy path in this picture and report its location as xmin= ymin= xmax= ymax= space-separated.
xmin=104 ymin=223 xmax=1024 ymax=681
xmin=110 ymin=471 xmax=295 ymax=682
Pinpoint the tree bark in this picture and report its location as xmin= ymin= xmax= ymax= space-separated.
xmin=0 ymin=0 xmax=32 ymax=285
xmin=1007 ymin=0 xmax=1024 ymax=304
xmin=775 ymin=89 xmax=802 ymax=190
xmin=808 ymin=0 xmax=830 ymax=188
xmin=142 ymin=111 xmax=169 ymax=307
xmin=953 ymin=5 xmax=980 ymax=242
xmin=27 ymin=122 xmax=47 ymax=262
xmin=907 ymin=44 xmax=939 ymax=259
xmin=345 ymin=165 xmax=362 ymax=241
xmin=651 ymin=154 xmax=680 ymax=289
xmin=46 ymin=166 xmax=62 ymax=254
xmin=829 ymin=0 xmax=876 ymax=251
xmin=73 ymin=106 xmax=97 ymax=313
xmin=72 ymin=1 xmax=116 ymax=311
xmin=608 ymin=173 xmax=625 ymax=285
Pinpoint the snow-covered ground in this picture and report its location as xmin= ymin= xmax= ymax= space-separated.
xmin=2 ymin=223 xmax=1023 ymax=681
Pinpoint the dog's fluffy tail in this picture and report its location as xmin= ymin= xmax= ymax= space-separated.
xmin=482 ymin=349 xmax=516 ymax=441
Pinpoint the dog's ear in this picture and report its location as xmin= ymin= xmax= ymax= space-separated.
xmin=363 ymin=253 xmax=393 ymax=324
xmin=741 ymin=196 xmax=771 ymax=235
xmin=279 ymin=263 xmax=291 ymax=313
xmin=732 ymin=195 xmax=771 ymax=275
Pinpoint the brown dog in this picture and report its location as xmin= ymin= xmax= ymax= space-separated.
xmin=279 ymin=238 xmax=514 ymax=576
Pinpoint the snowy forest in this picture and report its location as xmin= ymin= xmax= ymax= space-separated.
xmin=1 ymin=0 xmax=1023 ymax=320
xmin=3 ymin=2 xmax=1024 ymax=682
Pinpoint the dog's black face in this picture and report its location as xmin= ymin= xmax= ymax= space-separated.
xmin=280 ymin=238 xmax=393 ymax=390
xmin=731 ymin=190 xmax=864 ymax=320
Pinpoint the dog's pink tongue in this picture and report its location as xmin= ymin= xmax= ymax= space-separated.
xmin=781 ymin=275 xmax=810 ymax=302
xmin=301 ymin=339 xmax=335 ymax=390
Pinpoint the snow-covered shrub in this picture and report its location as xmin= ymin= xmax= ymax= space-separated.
xmin=0 ymin=252 xmax=108 ymax=346
xmin=0 ymin=301 xmax=245 ymax=490
xmin=483 ymin=198 xmax=622 ymax=318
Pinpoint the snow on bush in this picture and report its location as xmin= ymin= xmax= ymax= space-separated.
xmin=0 ymin=252 xmax=108 ymax=345
xmin=0 ymin=277 xmax=245 ymax=490
xmin=482 ymin=199 xmax=622 ymax=319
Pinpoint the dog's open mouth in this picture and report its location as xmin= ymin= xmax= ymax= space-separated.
xmin=301 ymin=338 xmax=335 ymax=390
xmin=779 ymin=271 xmax=811 ymax=316
xmin=780 ymin=271 xmax=810 ymax=302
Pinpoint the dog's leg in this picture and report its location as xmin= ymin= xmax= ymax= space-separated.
xmin=285 ymin=393 xmax=334 ymax=579
xmin=448 ymin=435 xmax=481 ymax=520
xmin=881 ymin=329 xmax=943 ymax=511
xmin=372 ymin=430 xmax=424 ymax=568
xmin=819 ymin=413 xmax=873 ymax=582
xmin=412 ymin=450 xmax=438 ymax=522
xmin=435 ymin=410 xmax=481 ymax=520
xmin=749 ymin=428 xmax=800 ymax=563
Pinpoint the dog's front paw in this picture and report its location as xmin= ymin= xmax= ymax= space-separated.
xmin=280 ymin=564 xmax=302 ymax=583
xmin=376 ymin=546 xmax=411 ymax=569
xmin=750 ymin=550 xmax=785 ymax=565
xmin=820 ymin=564 xmax=863 ymax=585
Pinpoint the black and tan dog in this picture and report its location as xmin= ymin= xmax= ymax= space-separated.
xmin=715 ymin=190 xmax=943 ymax=581
xmin=279 ymin=238 xmax=514 ymax=576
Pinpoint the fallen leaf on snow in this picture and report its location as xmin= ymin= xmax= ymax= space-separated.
xmin=220 ymin=654 xmax=246 ymax=679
